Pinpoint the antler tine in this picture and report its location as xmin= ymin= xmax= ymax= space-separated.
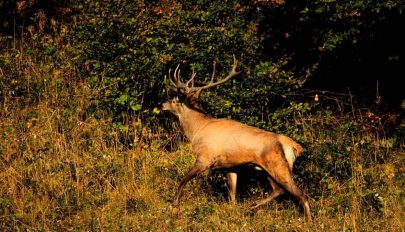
xmin=185 ymin=68 xmax=197 ymax=87
xmin=166 ymin=67 xmax=177 ymax=87
xmin=163 ymin=74 xmax=167 ymax=93
xmin=197 ymin=55 xmax=239 ymax=90
xmin=164 ymin=70 xmax=177 ymax=94
xmin=166 ymin=69 xmax=171 ymax=84
xmin=173 ymin=64 xmax=181 ymax=87
xmin=209 ymin=61 xmax=216 ymax=84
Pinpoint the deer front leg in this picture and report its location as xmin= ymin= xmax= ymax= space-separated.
xmin=173 ymin=162 xmax=206 ymax=207
xmin=226 ymin=172 xmax=237 ymax=203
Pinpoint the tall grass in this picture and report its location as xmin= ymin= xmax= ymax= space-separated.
xmin=1 ymin=33 xmax=404 ymax=231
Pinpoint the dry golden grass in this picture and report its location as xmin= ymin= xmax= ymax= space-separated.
xmin=1 ymin=36 xmax=404 ymax=231
xmin=1 ymin=92 xmax=404 ymax=231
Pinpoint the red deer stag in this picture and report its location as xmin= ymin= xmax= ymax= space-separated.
xmin=162 ymin=56 xmax=311 ymax=222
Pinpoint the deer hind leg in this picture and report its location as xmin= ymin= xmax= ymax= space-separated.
xmin=173 ymin=161 xmax=208 ymax=207
xmin=260 ymin=144 xmax=312 ymax=222
xmin=264 ymin=162 xmax=312 ymax=222
xmin=226 ymin=172 xmax=237 ymax=203
xmin=252 ymin=176 xmax=285 ymax=209
xmin=276 ymin=174 xmax=312 ymax=222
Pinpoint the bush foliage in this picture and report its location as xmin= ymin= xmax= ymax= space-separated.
xmin=0 ymin=0 xmax=404 ymax=230
xmin=71 ymin=0 xmax=403 ymax=124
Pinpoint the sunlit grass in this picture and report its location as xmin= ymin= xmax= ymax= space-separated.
xmin=1 ymin=96 xmax=403 ymax=230
xmin=1 ymin=37 xmax=404 ymax=231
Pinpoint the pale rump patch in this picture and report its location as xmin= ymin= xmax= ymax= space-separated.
xmin=283 ymin=146 xmax=296 ymax=170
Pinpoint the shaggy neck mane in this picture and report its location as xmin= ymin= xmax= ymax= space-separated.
xmin=185 ymin=97 xmax=206 ymax=114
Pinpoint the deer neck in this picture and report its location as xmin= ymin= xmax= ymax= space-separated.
xmin=177 ymin=107 xmax=211 ymax=142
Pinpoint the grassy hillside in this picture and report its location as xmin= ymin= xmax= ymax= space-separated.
xmin=1 ymin=2 xmax=404 ymax=230
xmin=1 ymin=94 xmax=404 ymax=231
xmin=1 ymin=38 xmax=404 ymax=231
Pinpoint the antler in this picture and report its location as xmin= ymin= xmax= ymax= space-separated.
xmin=197 ymin=55 xmax=239 ymax=91
xmin=165 ymin=55 xmax=239 ymax=95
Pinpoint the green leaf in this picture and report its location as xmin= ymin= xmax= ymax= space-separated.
xmin=116 ymin=95 xmax=128 ymax=105
xmin=130 ymin=102 xmax=142 ymax=111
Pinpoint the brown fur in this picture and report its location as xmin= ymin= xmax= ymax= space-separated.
xmin=162 ymin=94 xmax=311 ymax=222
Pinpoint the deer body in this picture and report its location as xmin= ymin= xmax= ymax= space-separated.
xmin=162 ymin=57 xmax=312 ymax=222
xmin=175 ymin=106 xmax=301 ymax=170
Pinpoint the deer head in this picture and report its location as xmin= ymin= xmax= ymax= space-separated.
xmin=162 ymin=56 xmax=239 ymax=114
